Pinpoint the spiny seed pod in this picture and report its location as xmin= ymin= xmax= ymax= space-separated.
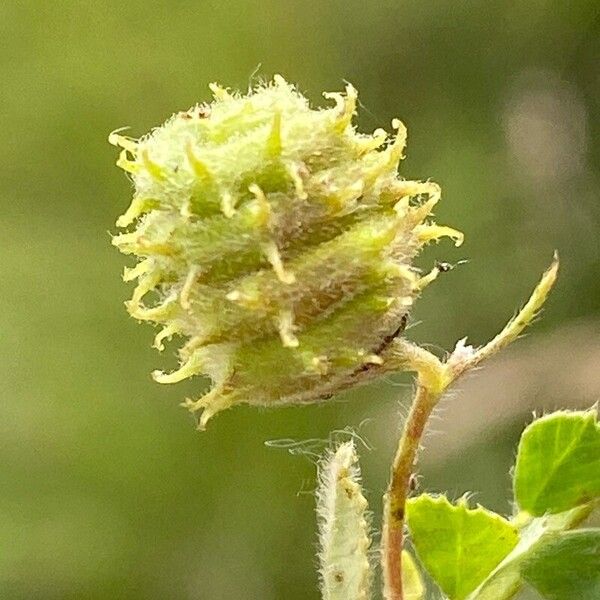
xmin=110 ymin=76 xmax=461 ymax=428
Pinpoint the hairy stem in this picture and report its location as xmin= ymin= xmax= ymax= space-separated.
xmin=381 ymin=255 xmax=559 ymax=599
xmin=382 ymin=384 xmax=441 ymax=600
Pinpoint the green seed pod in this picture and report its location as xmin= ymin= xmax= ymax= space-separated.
xmin=110 ymin=76 xmax=461 ymax=428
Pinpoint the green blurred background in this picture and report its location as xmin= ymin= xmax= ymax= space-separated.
xmin=1 ymin=1 xmax=598 ymax=598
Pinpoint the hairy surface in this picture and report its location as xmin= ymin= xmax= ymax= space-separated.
xmin=316 ymin=442 xmax=371 ymax=600
xmin=111 ymin=76 xmax=461 ymax=427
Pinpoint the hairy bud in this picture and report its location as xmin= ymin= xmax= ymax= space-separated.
xmin=110 ymin=76 xmax=461 ymax=428
xmin=317 ymin=442 xmax=372 ymax=600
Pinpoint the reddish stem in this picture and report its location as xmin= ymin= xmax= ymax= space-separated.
xmin=382 ymin=384 xmax=438 ymax=600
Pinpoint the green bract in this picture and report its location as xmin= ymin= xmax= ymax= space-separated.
xmin=111 ymin=76 xmax=461 ymax=427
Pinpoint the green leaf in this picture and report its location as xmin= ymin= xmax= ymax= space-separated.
xmin=468 ymin=504 xmax=593 ymax=600
xmin=406 ymin=494 xmax=519 ymax=600
xmin=521 ymin=529 xmax=600 ymax=600
xmin=514 ymin=409 xmax=600 ymax=516
xmin=402 ymin=550 xmax=424 ymax=600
